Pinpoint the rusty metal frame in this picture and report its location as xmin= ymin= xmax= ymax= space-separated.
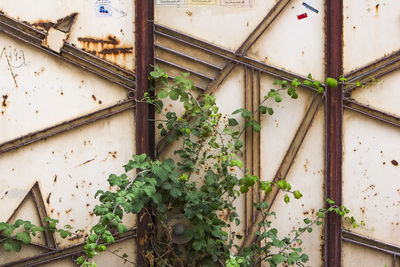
xmin=324 ymin=0 xmax=343 ymax=266
xmin=0 ymin=12 xmax=135 ymax=91
xmin=0 ymin=230 xmax=136 ymax=267
xmin=0 ymin=100 xmax=135 ymax=154
xmin=135 ymin=0 xmax=154 ymax=266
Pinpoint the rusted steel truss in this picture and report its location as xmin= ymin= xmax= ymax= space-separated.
xmin=0 ymin=12 xmax=135 ymax=91
xmin=0 ymin=99 xmax=135 ymax=154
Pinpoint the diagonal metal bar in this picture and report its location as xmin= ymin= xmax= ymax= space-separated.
xmin=30 ymin=183 xmax=57 ymax=250
xmin=344 ymin=98 xmax=400 ymax=128
xmin=239 ymin=93 xmax=324 ymax=252
xmin=155 ymin=25 xmax=316 ymax=92
xmin=0 ymin=230 xmax=136 ymax=267
xmin=0 ymin=100 xmax=135 ymax=154
xmin=0 ymin=12 xmax=135 ymax=91
xmin=208 ymin=0 xmax=292 ymax=92
xmin=236 ymin=0 xmax=291 ymax=56
xmin=343 ymin=230 xmax=400 ymax=257
xmin=344 ymin=49 xmax=400 ymax=93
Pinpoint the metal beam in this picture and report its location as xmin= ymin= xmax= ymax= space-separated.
xmin=344 ymin=49 xmax=400 ymax=93
xmin=135 ymin=0 xmax=154 ymax=265
xmin=0 ymin=100 xmax=135 ymax=154
xmin=0 ymin=230 xmax=136 ymax=267
xmin=343 ymin=230 xmax=400 ymax=257
xmin=240 ymin=93 xmax=323 ymax=251
xmin=324 ymin=1 xmax=343 ymax=266
xmin=155 ymin=22 xmax=318 ymax=93
xmin=0 ymin=12 xmax=135 ymax=91
xmin=344 ymin=98 xmax=400 ymax=128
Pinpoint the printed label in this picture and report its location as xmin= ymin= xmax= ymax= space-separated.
xmin=187 ymin=0 xmax=217 ymax=5
xmin=156 ymin=0 xmax=185 ymax=5
xmin=220 ymin=0 xmax=251 ymax=6
xmin=95 ymin=0 xmax=112 ymax=17
xmin=297 ymin=13 xmax=308 ymax=20
xmin=302 ymin=2 xmax=319 ymax=13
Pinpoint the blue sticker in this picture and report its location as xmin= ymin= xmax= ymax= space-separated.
xmin=302 ymin=2 xmax=319 ymax=14
xmin=95 ymin=0 xmax=112 ymax=17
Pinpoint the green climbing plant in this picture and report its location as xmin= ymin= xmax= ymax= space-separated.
xmin=0 ymin=67 xmax=367 ymax=267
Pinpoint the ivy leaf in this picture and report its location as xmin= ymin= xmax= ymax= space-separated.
xmin=158 ymin=90 xmax=169 ymax=99
xmin=300 ymin=253 xmax=309 ymax=263
xmin=293 ymin=190 xmax=303 ymax=199
xmin=234 ymin=140 xmax=243 ymax=150
xmin=272 ymin=254 xmax=286 ymax=264
xmin=228 ymin=118 xmax=239 ymax=126
xmin=284 ymin=194 xmax=290 ymax=204
xmin=118 ymin=224 xmax=129 ymax=234
xmin=143 ymin=186 xmax=156 ymax=197
xmin=307 ymin=73 xmax=313 ymax=79
xmin=170 ymin=187 xmax=182 ymax=198
xmin=252 ymin=121 xmax=261 ymax=132
xmin=275 ymin=95 xmax=282 ymax=103
xmin=267 ymin=107 xmax=274 ymax=115
xmin=192 ymin=240 xmax=205 ymax=251
xmin=16 ymin=231 xmax=31 ymax=244
xmin=3 ymin=239 xmax=21 ymax=252
xmin=259 ymin=106 xmax=267 ymax=114
xmin=169 ymin=89 xmax=180 ymax=101
xmin=326 ymin=77 xmax=338 ymax=88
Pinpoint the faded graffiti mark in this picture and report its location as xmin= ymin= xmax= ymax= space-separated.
xmin=0 ymin=47 xmax=29 ymax=68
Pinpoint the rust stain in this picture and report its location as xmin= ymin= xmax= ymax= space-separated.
xmin=185 ymin=11 xmax=193 ymax=16
xmin=91 ymin=95 xmax=97 ymax=101
xmin=391 ymin=160 xmax=398 ymax=166
xmin=109 ymin=151 xmax=117 ymax=159
xmin=375 ymin=4 xmax=379 ymax=13
xmin=79 ymin=158 xmax=95 ymax=166
xmin=77 ymin=35 xmax=132 ymax=67
xmin=31 ymin=20 xmax=54 ymax=31
xmin=53 ymin=175 xmax=58 ymax=183
xmin=68 ymin=233 xmax=83 ymax=241
xmin=2 ymin=95 xmax=8 ymax=107
xmin=46 ymin=193 xmax=51 ymax=204
xmin=65 ymin=208 xmax=72 ymax=214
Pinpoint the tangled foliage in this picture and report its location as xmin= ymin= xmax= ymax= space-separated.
xmin=1 ymin=69 xmax=364 ymax=267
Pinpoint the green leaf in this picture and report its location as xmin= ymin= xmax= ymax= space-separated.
xmin=192 ymin=240 xmax=205 ymax=251
xmin=326 ymin=77 xmax=338 ymax=88
xmin=252 ymin=121 xmax=261 ymax=132
xmin=300 ymin=253 xmax=309 ymax=263
xmin=274 ymin=95 xmax=282 ymax=103
xmin=152 ymin=192 xmax=162 ymax=204
xmin=284 ymin=194 xmax=290 ymax=204
xmin=267 ymin=107 xmax=274 ymax=115
xmin=272 ymin=254 xmax=286 ymax=264
xmin=170 ymin=187 xmax=182 ymax=198
xmin=118 ymin=224 xmax=129 ymax=234
xmin=234 ymin=140 xmax=243 ymax=150
xmin=158 ymin=90 xmax=169 ymax=99
xmin=143 ymin=185 xmax=156 ymax=197
xmin=169 ymin=89 xmax=180 ymax=100
xmin=302 ymin=80 xmax=313 ymax=87
xmin=16 ymin=231 xmax=31 ymax=244
xmin=228 ymin=118 xmax=239 ymax=126
xmin=259 ymin=106 xmax=267 ymax=114
xmin=3 ymin=239 xmax=21 ymax=252
xmin=307 ymin=73 xmax=313 ymax=80
xmin=293 ymin=190 xmax=303 ymax=199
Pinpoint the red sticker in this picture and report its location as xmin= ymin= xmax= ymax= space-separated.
xmin=297 ymin=13 xmax=308 ymax=20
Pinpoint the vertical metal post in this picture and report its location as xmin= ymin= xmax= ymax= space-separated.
xmin=325 ymin=0 xmax=343 ymax=266
xmin=135 ymin=0 xmax=155 ymax=265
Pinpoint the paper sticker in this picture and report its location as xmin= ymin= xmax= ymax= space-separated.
xmin=220 ymin=0 xmax=251 ymax=6
xmin=156 ymin=0 xmax=185 ymax=5
xmin=302 ymin=2 xmax=319 ymax=14
xmin=95 ymin=0 xmax=112 ymax=17
xmin=187 ymin=0 xmax=217 ymax=5
xmin=297 ymin=13 xmax=308 ymax=20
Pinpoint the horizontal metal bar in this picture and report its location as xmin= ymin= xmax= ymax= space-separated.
xmin=344 ymin=49 xmax=400 ymax=93
xmin=343 ymin=230 xmax=400 ymax=257
xmin=155 ymin=57 xmax=214 ymax=81
xmin=155 ymin=25 xmax=317 ymax=92
xmin=0 ymin=100 xmax=136 ymax=154
xmin=155 ymin=43 xmax=223 ymax=71
xmin=0 ymin=230 xmax=136 ymax=267
xmin=344 ymin=98 xmax=400 ymax=128
xmin=0 ymin=13 xmax=135 ymax=90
